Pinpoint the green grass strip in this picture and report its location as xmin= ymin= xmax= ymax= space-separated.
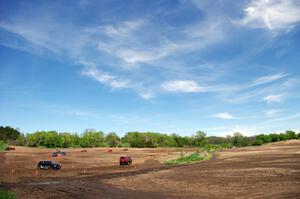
xmin=0 ymin=189 xmax=16 ymax=199
xmin=165 ymin=152 xmax=205 ymax=165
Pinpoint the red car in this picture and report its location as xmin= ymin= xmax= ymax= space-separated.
xmin=119 ymin=156 xmax=132 ymax=165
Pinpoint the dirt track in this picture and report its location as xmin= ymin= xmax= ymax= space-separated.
xmin=1 ymin=140 xmax=300 ymax=199
xmin=0 ymin=147 xmax=192 ymax=183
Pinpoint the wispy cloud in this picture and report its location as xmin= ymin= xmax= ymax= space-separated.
xmin=62 ymin=110 xmax=98 ymax=117
xmin=266 ymin=112 xmax=300 ymax=123
xmin=250 ymin=73 xmax=288 ymax=87
xmin=265 ymin=109 xmax=283 ymax=117
xmin=0 ymin=1 xmax=298 ymax=103
xmin=212 ymin=112 xmax=235 ymax=120
xmin=263 ymin=94 xmax=285 ymax=103
xmin=161 ymin=80 xmax=207 ymax=93
xmin=138 ymin=91 xmax=155 ymax=100
xmin=219 ymin=70 xmax=295 ymax=104
xmin=100 ymin=20 xmax=144 ymax=38
xmin=92 ymin=19 xmax=183 ymax=66
xmin=80 ymin=61 xmax=129 ymax=89
xmin=240 ymin=0 xmax=300 ymax=33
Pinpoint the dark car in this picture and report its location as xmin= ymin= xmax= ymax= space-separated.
xmin=51 ymin=150 xmax=66 ymax=157
xmin=119 ymin=156 xmax=132 ymax=165
xmin=51 ymin=152 xmax=58 ymax=157
xmin=37 ymin=161 xmax=61 ymax=170
xmin=59 ymin=151 xmax=66 ymax=156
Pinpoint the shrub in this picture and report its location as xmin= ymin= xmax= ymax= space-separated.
xmin=220 ymin=143 xmax=233 ymax=148
xmin=0 ymin=189 xmax=16 ymax=199
xmin=254 ymin=139 xmax=263 ymax=146
xmin=118 ymin=142 xmax=131 ymax=147
xmin=165 ymin=152 xmax=202 ymax=165
xmin=285 ymin=130 xmax=296 ymax=139
xmin=204 ymin=144 xmax=222 ymax=152
xmin=0 ymin=140 xmax=8 ymax=151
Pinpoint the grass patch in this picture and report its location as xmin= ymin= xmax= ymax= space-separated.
xmin=165 ymin=152 xmax=204 ymax=165
xmin=0 ymin=141 xmax=8 ymax=151
xmin=0 ymin=189 xmax=16 ymax=199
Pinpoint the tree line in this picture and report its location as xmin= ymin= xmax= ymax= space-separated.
xmin=0 ymin=126 xmax=299 ymax=149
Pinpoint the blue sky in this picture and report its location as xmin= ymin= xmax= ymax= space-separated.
xmin=1 ymin=0 xmax=300 ymax=136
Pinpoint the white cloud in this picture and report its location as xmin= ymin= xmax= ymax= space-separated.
xmin=263 ymin=93 xmax=285 ymax=103
xmin=97 ymin=38 xmax=184 ymax=66
xmin=265 ymin=109 xmax=283 ymax=117
xmin=102 ymin=20 xmax=144 ymax=38
xmin=84 ymin=19 xmax=144 ymax=38
xmin=139 ymin=91 xmax=154 ymax=100
xmin=80 ymin=61 xmax=129 ymax=89
xmin=204 ymin=124 xmax=258 ymax=136
xmin=266 ymin=112 xmax=300 ymax=122
xmin=251 ymin=73 xmax=288 ymax=87
xmin=62 ymin=110 xmax=97 ymax=117
xmin=92 ymin=19 xmax=185 ymax=66
xmin=240 ymin=0 xmax=300 ymax=33
xmin=1 ymin=2 xmax=298 ymax=103
xmin=213 ymin=112 xmax=234 ymax=120
xmin=222 ymin=73 xmax=290 ymax=104
xmin=161 ymin=80 xmax=206 ymax=93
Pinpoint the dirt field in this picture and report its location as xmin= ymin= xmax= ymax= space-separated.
xmin=0 ymin=147 xmax=193 ymax=183
xmin=1 ymin=140 xmax=300 ymax=199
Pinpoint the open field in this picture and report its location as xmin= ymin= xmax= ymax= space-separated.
xmin=0 ymin=147 xmax=195 ymax=183
xmin=1 ymin=140 xmax=300 ymax=198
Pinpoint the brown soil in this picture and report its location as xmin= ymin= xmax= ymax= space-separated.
xmin=1 ymin=140 xmax=300 ymax=199
xmin=0 ymin=147 xmax=190 ymax=183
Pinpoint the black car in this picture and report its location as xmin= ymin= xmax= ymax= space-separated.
xmin=37 ymin=161 xmax=61 ymax=170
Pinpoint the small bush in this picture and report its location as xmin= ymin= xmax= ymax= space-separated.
xmin=118 ymin=142 xmax=131 ymax=148
xmin=165 ymin=152 xmax=203 ymax=165
xmin=254 ymin=139 xmax=263 ymax=146
xmin=204 ymin=144 xmax=223 ymax=152
xmin=0 ymin=140 xmax=8 ymax=151
xmin=0 ymin=189 xmax=16 ymax=199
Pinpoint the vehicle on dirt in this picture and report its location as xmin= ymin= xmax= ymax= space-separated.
xmin=119 ymin=156 xmax=132 ymax=165
xmin=51 ymin=152 xmax=58 ymax=157
xmin=5 ymin=146 xmax=15 ymax=150
xmin=37 ymin=161 xmax=61 ymax=170
xmin=52 ymin=150 xmax=66 ymax=157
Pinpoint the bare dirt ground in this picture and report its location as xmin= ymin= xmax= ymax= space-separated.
xmin=0 ymin=147 xmax=192 ymax=183
xmin=1 ymin=140 xmax=300 ymax=199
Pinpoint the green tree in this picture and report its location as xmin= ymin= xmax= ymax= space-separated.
xmin=15 ymin=133 xmax=26 ymax=146
xmin=269 ymin=134 xmax=279 ymax=142
xmin=192 ymin=130 xmax=207 ymax=146
xmin=233 ymin=132 xmax=246 ymax=147
xmin=60 ymin=132 xmax=75 ymax=148
xmin=80 ymin=129 xmax=105 ymax=147
xmin=279 ymin=133 xmax=289 ymax=141
xmin=0 ymin=126 xmax=21 ymax=144
xmin=105 ymin=132 xmax=120 ymax=147
xmin=285 ymin=130 xmax=296 ymax=139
